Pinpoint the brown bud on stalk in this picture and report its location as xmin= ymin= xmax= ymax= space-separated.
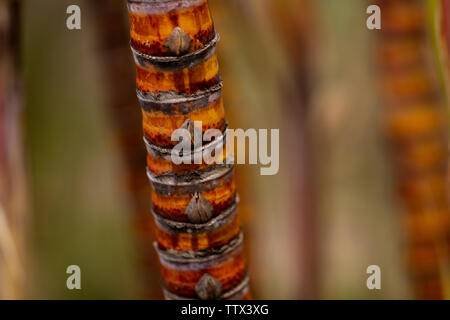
xmin=180 ymin=118 xmax=202 ymax=145
xmin=185 ymin=192 xmax=214 ymax=223
xmin=165 ymin=27 xmax=192 ymax=56
xmin=195 ymin=274 xmax=223 ymax=300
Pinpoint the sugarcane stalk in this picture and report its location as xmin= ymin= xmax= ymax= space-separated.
xmin=376 ymin=0 xmax=450 ymax=299
xmin=0 ymin=0 xmax=27 ymax=299
xmin=126 ymin=0 xmax=249 ymax=299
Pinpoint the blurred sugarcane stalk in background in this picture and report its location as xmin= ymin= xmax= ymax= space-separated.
xmin=377 ymin=0 xmax=450 ymax=299
xmin=266 ymin=0 xmax=318 ymax=299
xmin=126 ymin=0 xmax=249 ymax=299
xmin=0 ymin=0 xmax=27 ymax=299
xmin=89 ymin=0 xmax=161 ymax=299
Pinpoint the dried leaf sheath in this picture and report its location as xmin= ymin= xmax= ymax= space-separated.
xmin=127 ymin=0 xmax=250 ymax=300
xmin=377 ymin=0 xmax=450 ymax=299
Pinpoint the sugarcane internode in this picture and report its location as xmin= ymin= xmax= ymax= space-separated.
xmin=127 ymin=0 xmax=250 ymax=300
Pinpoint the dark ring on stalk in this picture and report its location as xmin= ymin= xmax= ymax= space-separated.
xmin=137 ymin=82 xmax=223 ymax=115
xmin=153 ymin=199 xmax=238 ymax=234
xmin=144 ymin=122 xmax=228 ymax=157
xmin=162 ymin=274 xmax=250 ymax=300
xmin=147 ymin=165 xmax=234 ymax=195
xmin=155 ymin=232 xmax=243 ymax=265
xmin=127 ymin=0 xmax=205 ymax=10
xmin=131 ymin=32 xmax=220 ymax=71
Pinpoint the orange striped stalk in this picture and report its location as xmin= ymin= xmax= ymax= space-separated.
xmin=377 ymin=0 xmax=450 ymax=299
xmin=127 ymin=0 xmax=249 ymax=300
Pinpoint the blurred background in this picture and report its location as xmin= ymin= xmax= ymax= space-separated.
xmin=1 ymin=0 xmax=449 ymax=299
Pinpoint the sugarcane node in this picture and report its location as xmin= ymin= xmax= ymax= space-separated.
xmin=153 ymin=199 xmax=238 ymax=233
xmin=154 ymin=171 xmax=180 ymax=185
xmin=138 ymin=85 xmax=222 ymax=115
xmin=131 ymin=32 xmax=220 ymax=71
xmin=154 ymin=170 xmax=202 ymax=185
xmin=185 ymin=192 xmax=214 ymax=224
xmin=155 ymin=236 xmax=245 ymax=298
xmin=165 ymin=27 xmax=192 ymax=56
xmin=143 ymin=121 xmax=227 ymax=159
xmin=137 ymin=81 xmax=222 ymax=105
xmin=148 ymin=165 xmax=234 ymax=196
xmin=163 ymin=274 xmax=250 ymax=300
xmin=195 ymin=274 xmax=223 ymax=300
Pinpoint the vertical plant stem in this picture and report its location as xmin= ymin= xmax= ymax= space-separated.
xmin=267 ymin=0 xmax=318 ymax=299
xmin=126 ymin=0 xmax=249 ymax=299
